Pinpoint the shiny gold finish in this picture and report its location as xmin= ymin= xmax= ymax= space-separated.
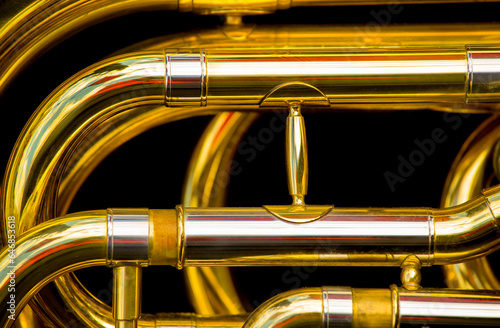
xmin=441 ymin=115 xmax=500 ymax=290
xmin=243 ymin=286 xmax=500 ymax=328
xmin=181 ymin=112 xmax=258 ymax=315
xmin=241 ymin=288 xmax=323 ymax=328
xmin=113 ymin=266 xmax=141 ymax=328
xmin=3 ymin=2 xmax=500 ymax=327
xmin=352 ymin=289 xmax=393 ymax=328
xmin=150 ymin=210 xmax=178 ymax=266
xmin=0 ymin=211 xmax=108 ymax=328
xmin=400 ymin=255 xmax=422 ymax=291
xmin=262 ymin=204 xmax=333 ymax=223
xmin=286 ymin=103 xmax=308 ymax=206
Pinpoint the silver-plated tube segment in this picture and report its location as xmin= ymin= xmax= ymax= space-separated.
xmin=399 ymin=288 xmax=500 ymax=326
xmin=322 ymin=287 xmax=353 ymax=327
xmin=182 ymin=207 xmax=433 ymax=267
xmin=466 ymin=48 xmax=500 ymax=103
xmin=166 ymin=51 xmax=207 ymax=107
xmin=107 ymin=208 xmax=149 ymax=265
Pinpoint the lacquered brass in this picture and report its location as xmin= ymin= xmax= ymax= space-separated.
xmin=3 ymin=1 xmax=500 ymax=327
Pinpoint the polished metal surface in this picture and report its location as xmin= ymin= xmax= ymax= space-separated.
xmin=182 ymin=206 xmax=433 ymax=266
xmin=0 ymin=211 xmax=107 ymax=328
xmin=286 ymin=103 xmax=308 ymax=206
xmin=2 ymin=1 xmax=500 ymax=327
xmin=399 ymin=287 xmax=500 ymax=326
xmin=467 ymin=49 xmax=500 ymax=103
xmin=107 ymin=208 xmax=149 ymax=265
xmin=166 ymin=52 xmax=207 ymax=107
xmin=323 ymin=287 xmax=353 ymax=327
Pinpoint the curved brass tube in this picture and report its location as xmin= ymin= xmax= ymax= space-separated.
xmin=0 ymin=50 xmax=201 ymax=327
xmin=6 ymin=22 xmax=500 ymax=327
xmin=441 ymin=115 xmax=500 ymax=289
xmin=242 ymin=288 xmax=323 ymax=328
xmin=0 ymin=0 xmax=177 ymax=97
xmin=0 ymin=210 xmax=107 ymax=328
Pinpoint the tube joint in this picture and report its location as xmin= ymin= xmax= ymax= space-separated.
xmin=165 ymin=51 xmax=207 ymax=107
xmin=107 ymin=208 xmax=149 ymax=266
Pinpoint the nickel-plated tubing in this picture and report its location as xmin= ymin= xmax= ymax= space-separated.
xmin=107 ymin=208 xmax=149 ymax=265
xmin=323 ymin=287 xmax=353 ymax=327
xmin=180 ymin=185 xmax=500 ymax=267
xmin=398 ymin=288 xmax=500 ymax=326
xmin=181 ymin=207 xmax=433 ymax=267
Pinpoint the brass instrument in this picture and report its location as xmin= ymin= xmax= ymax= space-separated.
xmin=1 ymin=1 xmax=500 ymax=327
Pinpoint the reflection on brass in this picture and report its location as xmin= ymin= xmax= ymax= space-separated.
xmin=2 ymin=1 xmax=500 ymax=327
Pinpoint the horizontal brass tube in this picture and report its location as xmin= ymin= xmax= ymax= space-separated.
xmin=242 ymin=286 xmax=500 ymax=328
xmin=166 ymin=48 xmax=500 ymax=107
xmin=169 ymin=185 xmax=500 ymax=267
xmin=0 ymin=211 xmax=107 ymax=328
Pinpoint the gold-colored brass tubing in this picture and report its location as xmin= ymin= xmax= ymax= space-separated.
xmin=242 ymin=286 xmax=500 ymax=328
xmin=113 ymin=266 xmax=142 ymax=328
xmin=0 ymin=0 xmax=178 ymax=97
xmin=352 ymin=288 xmax=392 ymax=328
xmin=441 ymin=115 xmax=500 ymax=290
xmin=241 ymin=288 xmax=323 ymax=328
xmin=6 ymin=22 xmax=500 ymax=327
xmin=0 ymin=50 xmax=213 ymax=327
xmin=0 ymin=211 xmax=107 ymax=328
xmin=181 ymin=112 xmax=259 ymax=315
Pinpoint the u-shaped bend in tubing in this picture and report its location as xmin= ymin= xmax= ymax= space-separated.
xmin=2 ymin=48 xmax=500 ymax=327
xmin=0 ymin=51 xmax=213 ymax=327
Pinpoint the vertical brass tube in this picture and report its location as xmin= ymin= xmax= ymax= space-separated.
xmin=286 ymin=103 xmax=308 ymax=205
xmin=113 ymin=266 xmax=142 ymax=328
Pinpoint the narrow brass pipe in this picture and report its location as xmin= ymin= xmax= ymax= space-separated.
xmin=113 ymin=266 xmax=142 ymax=328
xmin=0 ymin=211 xmax=107 ymax=328
xmin=2 ymin=51 xmax=166 ymax=237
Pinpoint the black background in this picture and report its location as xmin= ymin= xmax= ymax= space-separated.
xmin=1 ymin=2 xmax=500 ymax=324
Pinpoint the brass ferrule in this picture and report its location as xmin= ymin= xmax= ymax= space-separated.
xmin=165 ymin=51 xmax=207 ymax=107
xmin=149 ymin=209 xmax=178 ymax=266
xmin=107 ymin=208 xmax=149 ymax=266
